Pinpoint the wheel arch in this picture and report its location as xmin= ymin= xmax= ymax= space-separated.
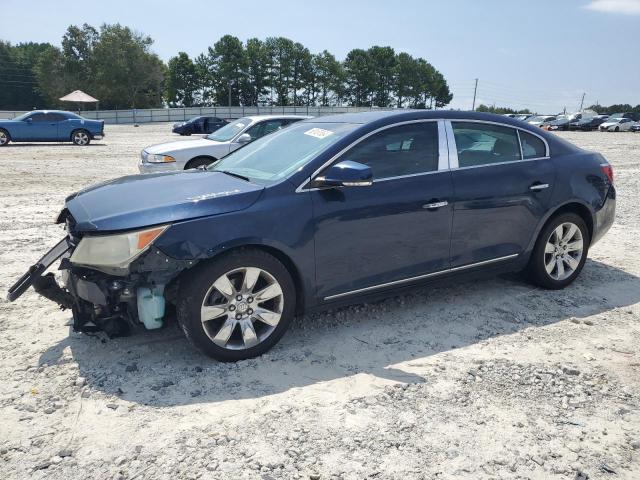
xmin=527 ymin=200 xmax=595 ymax=254
xmin=167 ymin=242 xmax=307 ymax=315
xmin=185 ymin=155 xmax=218 ymax=169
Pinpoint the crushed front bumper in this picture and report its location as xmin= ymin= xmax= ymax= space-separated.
xmin=8 ymin=236 xmax=192 ymax=337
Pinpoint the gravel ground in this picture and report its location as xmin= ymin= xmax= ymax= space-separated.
xmin=0 ymin=124 xmax=639 ymax=480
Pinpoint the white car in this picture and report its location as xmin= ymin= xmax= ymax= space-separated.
xmin=139 ymin=115 xmax=310 ymax=173
xmin=599 ymin=117 xmax=635 ymax=132
xmin=526 ymin=115 xmax=557 ymax=128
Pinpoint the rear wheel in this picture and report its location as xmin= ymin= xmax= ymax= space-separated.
xmin=71 ymin=129 xmax=91 ymax=146
xmin=0 ymin=129 xmax=10 ymax=146
xmin=185 ymin=156 xmax=215 ymax=169
xmin=527 ymin=213 xmax=590 ymax=289
xmin=177 ymin=249 xmax=296 ymax=361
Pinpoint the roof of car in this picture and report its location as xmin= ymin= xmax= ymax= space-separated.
xmin=307 ymin=109 xmax=555 ymax=129
xmin=243 ymin=114 xmax=312 ymax=121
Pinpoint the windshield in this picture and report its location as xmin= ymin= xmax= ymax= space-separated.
xmin=206 ymin=117 xmax=251 ymax=142
xmin=208 ymin=122 xmax=358 ymax=184
xmin=528 ymin=116 xmax=544 ymax=122
xmin=12 ymin=112 xmax=32 ymax=121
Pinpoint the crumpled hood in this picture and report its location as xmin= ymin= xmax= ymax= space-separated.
xmin=65 ymin=170 xmax=264 ymax=232
xmin=144 ymin=138 xmax=224 ymax=154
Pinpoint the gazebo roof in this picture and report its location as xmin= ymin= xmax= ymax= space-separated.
xmin=59 ymin=90 xmax=98 ymax=103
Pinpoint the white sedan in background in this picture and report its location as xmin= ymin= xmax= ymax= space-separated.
xmin=599 ymin=117 xmax=635 ymax=132
xmin=139 ymin=115 xmax=310 ymax=173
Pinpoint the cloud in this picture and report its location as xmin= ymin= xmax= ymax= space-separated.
xmin=584 ymin=0 xmax=640 ymax=14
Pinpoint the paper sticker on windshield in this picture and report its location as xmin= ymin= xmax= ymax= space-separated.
xmin=304 ymin=128 xmax=333 ymax=139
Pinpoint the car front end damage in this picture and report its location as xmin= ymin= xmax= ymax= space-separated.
xmin=7 ymin=212 xmax=193 ymax=337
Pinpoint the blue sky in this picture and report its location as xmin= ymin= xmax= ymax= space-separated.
xmin=1 ymin=0 xmax=638 ymax=112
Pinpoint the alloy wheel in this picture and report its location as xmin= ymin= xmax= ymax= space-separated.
xmin=0 ymin=131 xmax=8 ymax=145
xmin=74 ymin=131 xmax=89 ymax=145
xmin=544 ymin=222 xmax=584 ymax=281
xmin=200 ymin=267 xmax=284 ymax=350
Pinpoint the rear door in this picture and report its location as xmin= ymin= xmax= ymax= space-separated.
xmin=447 ymin=121 xmax=555 ymax=267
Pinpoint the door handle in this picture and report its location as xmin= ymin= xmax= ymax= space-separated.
xmin=529 ymin=183 xmax=549 ymax=191
xmin=423 ymin=200 xmax=448 ymax=210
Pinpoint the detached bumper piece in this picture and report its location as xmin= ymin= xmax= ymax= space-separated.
xmin=8 ymin=237 xmax=192 ymax=338
xmin=7 ymin=237 xmax=71 ymax=302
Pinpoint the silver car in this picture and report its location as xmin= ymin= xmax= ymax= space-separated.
xmin=139 ymin=115 xmax=310 ymax=173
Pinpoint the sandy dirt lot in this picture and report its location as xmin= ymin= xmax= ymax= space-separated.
xmin=0 ymin=124 xmax=639 ymax=480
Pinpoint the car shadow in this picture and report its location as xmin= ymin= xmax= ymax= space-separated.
xmin=39 ymin=259 xmax=640 ymax=407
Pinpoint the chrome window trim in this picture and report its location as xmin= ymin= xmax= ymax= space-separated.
xmin=451 ymin=156 xmax=552 ymax=171
xmin=516 ymin=129 xmax=524 ymax=160
xmin=296 ymin=119 xmax=445 ymax=193
xmin=444 ymin=120 xmax=459 ymax=169
xmin=324 ymin=253 xmax=519 ymax=301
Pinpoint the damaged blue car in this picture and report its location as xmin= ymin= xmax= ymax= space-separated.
xmin=7 ymin=111 xmax=616 ymax=361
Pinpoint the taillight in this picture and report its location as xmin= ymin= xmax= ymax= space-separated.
xmin=601 ymin=164 xmax=614 ymax=184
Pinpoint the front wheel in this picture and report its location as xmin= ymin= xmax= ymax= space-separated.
xmin=527 ymin=213 xmax=590 ymax=289
xmin=177 ymin=249 xmax=296 ymax=361
xmin=0 ymin=129 xmax=10 ymax=146
xmin=72 ymin=130 xmax=91 ymax=146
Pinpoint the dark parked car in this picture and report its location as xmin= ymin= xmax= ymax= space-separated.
xmin=0 ymin=110 xmax=104 ymax=146
xmin=172 ymin=116 xmax=228 ymax=136
xmin=570 ymin=115 xmax=609 ymax=131
xmin=8 ymin=111 xmax=616 ymax=361
xmin=546 ymin=115 xmax=581 ymax=131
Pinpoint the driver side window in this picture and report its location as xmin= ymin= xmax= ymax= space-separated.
xmin=341 ymin=122 xmax=440 ymax=179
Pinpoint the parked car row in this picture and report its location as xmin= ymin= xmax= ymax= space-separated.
xmin=505 ymin=111 xmax=640 ymax=132
xmin=8 ymin=110 xmax=616 ymax=361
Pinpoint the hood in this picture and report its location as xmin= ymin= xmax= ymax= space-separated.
xmin=144 ymin=138 xmax=225 ymax=154
xmin=65 ymin=170 xmax=264 ymax=232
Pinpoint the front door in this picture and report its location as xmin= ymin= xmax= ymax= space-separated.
xmin=310 ymin=121 xmax=454 ymax=301
xmin=447 ymin=121 xmax=556 ymax=267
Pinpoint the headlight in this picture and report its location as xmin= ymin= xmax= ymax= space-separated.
xmin=70 ymin=225 xmax=169 ymax=273
xmin=146 ymin=153 xmax=175 ymax=163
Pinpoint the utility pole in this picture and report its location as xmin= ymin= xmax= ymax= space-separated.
xmin=228 ymin=82 xmax=232 ymax=108
xmin=472 ymin=78 xmax=478 ymax=111
xmin=579 ymin=92 xmax=586 ymax=112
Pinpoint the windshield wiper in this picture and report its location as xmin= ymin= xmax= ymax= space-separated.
xmin=218 ymin=170 xmax=251 ymax=182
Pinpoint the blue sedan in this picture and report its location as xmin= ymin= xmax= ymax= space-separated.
xmin=0 ymin=110 xmax=105 ymax=146
xmin=8 ymin=111 xmax=615 ymax=361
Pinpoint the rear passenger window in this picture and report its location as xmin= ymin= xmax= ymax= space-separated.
xmin=342 ymin=122 xmax=439 ymax=179
xmin=520 ymin=131 xmax=546 ymax=159
xmin=452 ymin=122 xmax=521 ymax=167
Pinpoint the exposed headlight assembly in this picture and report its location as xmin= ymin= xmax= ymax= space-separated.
xmin=146 ymin=153 xmax=176 ymax=163
xmin=70 ymin=225 xmax=169 ymax=274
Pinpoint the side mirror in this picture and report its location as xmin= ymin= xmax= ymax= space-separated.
xmin=314 ymin=160 xmax=373 ymax=188
xmin=26 ymin=118 xmax=33 ymax=123
xmin=236 ymin=133 xmax=252 ymax=144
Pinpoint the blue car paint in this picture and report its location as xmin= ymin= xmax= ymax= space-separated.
xmin=0 ymin=110 xmax=104 ymax=143
xmin=58 ymin=110 xmax=615 ymax=313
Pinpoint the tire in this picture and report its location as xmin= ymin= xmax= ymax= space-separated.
xmin=177 ymin=249 xmax=296 ymax=361
xmin=0 ymin=129 xmax=10 ymax=146
xmin=527 ymin=213 xmax=590 ymax=290
xmin=615 ymin=126 xmax=620 ymax=132
xmin=185 ymin=156 xmax=215 ymax=169
xmin=71 ymin=129 xmax=91 ymax=146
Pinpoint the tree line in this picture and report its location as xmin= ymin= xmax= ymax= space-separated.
xmin=0 ymin=24 xmax=453 ymax=111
